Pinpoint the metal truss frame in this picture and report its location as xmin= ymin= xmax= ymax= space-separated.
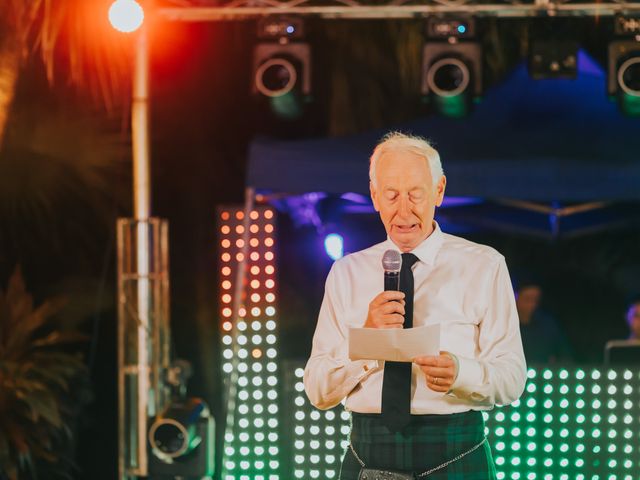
xmin=158 ymin=0 xmax=640 ymax=21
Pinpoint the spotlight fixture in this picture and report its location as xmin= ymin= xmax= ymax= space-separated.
xmin=608 ymin=16 xmax=640 ymax=116
xmin=252 ymin=17 xmax=311 ymax=120
xmin=148 ymin=397 xmax=215 ymax=477
xmin=421 ymin=17 xmax=482 ymax=118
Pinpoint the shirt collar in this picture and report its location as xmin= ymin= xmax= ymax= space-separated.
xmin=384 ymin=221 xmax=444 ymax=266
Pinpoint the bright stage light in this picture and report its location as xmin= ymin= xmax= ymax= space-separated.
xmin=324 ymin=233 xmax=344 ymax=260
xmin=109 ymin=0 xmax=144 ymax=33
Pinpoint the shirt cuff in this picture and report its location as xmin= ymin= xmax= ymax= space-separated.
xmin=449 ymin=354 xmax=486 ymax=394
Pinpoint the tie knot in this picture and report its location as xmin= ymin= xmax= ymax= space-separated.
xmin=401 ymin=253 xmax=419 ymax=270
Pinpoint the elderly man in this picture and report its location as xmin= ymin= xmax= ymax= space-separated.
xmin=304 ymin=132 xmax=527 ymax=479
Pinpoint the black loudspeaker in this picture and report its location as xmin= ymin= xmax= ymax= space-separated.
xmin=607 ymin=40 xmax=640 ymax=97
xmin=421 ymin=42 xmax=482 ymax=98
xmin=148 ymin=398 xmax=215 ymax=479
xmin=252 ymin=43 xmax=311 ymax=98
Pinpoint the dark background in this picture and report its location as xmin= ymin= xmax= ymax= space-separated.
xmin=1 ymin=15 xmax=639 ymax=479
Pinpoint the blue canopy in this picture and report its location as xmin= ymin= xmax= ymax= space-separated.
xmin=248 ymin=51 xmax=640 ymax=202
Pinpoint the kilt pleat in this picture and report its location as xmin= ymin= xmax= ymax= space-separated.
xmin=339 ymin=410 xmax=497 ymax=480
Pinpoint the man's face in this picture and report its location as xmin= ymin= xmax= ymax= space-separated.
xmin=515 ymin=286 xmax=542 ymax=318
xmin=627 ymin=303 xmax=640 ymax=337
xmin=370 ymin=150 xmax=446 ymax=252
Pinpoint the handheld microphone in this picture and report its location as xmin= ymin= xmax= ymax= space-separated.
xmin=382 ymin=250 xmax=402 ymax=291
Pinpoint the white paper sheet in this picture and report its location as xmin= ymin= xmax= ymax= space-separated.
xmin=348 ymin=324 xmax=440 ymax=362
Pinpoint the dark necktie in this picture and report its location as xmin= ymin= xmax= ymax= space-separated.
xmin=381 ymin=252 xmax=418 ymax=431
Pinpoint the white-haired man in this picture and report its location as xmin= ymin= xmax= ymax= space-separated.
xmin=304 ymin=132 xmax=527 ymax=479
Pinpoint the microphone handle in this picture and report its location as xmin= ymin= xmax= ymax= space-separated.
xmin=384 ymin=271 xmax=400 ymax=292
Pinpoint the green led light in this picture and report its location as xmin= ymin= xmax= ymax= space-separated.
xmin=592 ymin=384 xmax=601 ymax=394
xmin=607 ymin=370 xmax=617 ymax=380
xmin=593 ymin=414 xmax=601 ymax=423
xmin=495 ymin=456 xmax=505 ymax=466
xmin=592 ymin=369 xmax=601 ymax=380
xmin=526 ymin=413 xmax=536 ymax=422
xmin=576 ymin=369 xmax=585 ymax=379
xmin=608 ymin=414 xmax=617 ymax=424
xmin=608 ymin=444 xmax=617 ymax=453
xmin=576 ymin=443 xmax=585 ymax=452
xmin=526 ymin=427 xmax=536 ymax=436
xmin=511 ymin=412 xmax=521 ymax=422
xmin=575 ymin=459 xmax=584 ymax=467
xmin=512 ymin=442 xmax=521 ymax=451
xmin=576 ymin=384 xmax=585 ymax=394
xmin=544 ymin=458 xmax=553 ymax=467
xmin=560 ymin=414 xmax=569 ymax=423
xmin=559 ymin=384 xmax=569 ymax=394
xmin=543 ymin=400 xmax=553 ymax=409
xmin=526 ymin=383 xmax=536 ymax=393
xmin=609 ymin=460 xmax=618 ymax=468
xmin=560 ymin=443 xmax=569 ymax=452
xmin=527 ymin=442 xmax=536 ymax=451
xmin=608 ymin=385 xmax=618 ymax=395
xmin=527 ymin=368 xmax=536 ymax=378
xmin=496 ymin=442 xmax=505 ymax=451
xmin=543 ymin=369 xmax=552 ymax=379
xmin=544 ymin=429 xmax=553 ymax=438
xmin=543 ymin=384 xmax=553 ymax=394
xmin=593 ymin=428 xmax=601 ymax=438
xmin=576 ymin=399 xmax=585 ymax=409
xmin=526 ymin=398 xmax=536 ymax=408
xmin=543 ymin=414 xmax=553 ymax=423
xmin=511 ymin=427 xmax=521 ymax=436
xmin=576 ymin=429 xmax=585 ymax=438
xmin=496 ymin=412 xmax=505 ymax=422
xmin=544 ymin=443 xmax=553 ymax=452
xmin=608 ymin=429 xmax=617 ymax=439
xmin=495 ymin=427 xmax=505 ymax=436
xmin=511 ymin=457 xmax=521 ymax=466
xmin=559 ymin=399 xmax=569 ymax=408
xmin=527 ymin=457 xmax=536 ymax=466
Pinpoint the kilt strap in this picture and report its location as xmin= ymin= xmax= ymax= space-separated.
xmin=349 ymin=437 xmax=487 ymax=478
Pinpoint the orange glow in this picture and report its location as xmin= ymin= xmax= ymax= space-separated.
xmin=222 ymin=307 xmax=232 ymax=317
xmin=222 ymin=281 xmax=232 ymax=290
xmin=252 ymin=348 xmax=263 ymax=359
xmin=265 ymin=224 xmax=274 ymax=233
xmin=236 ymin=225 xmax=245 ymax=234
xmin=236 ymin=239 xmax=245 ymax=248
xmin=265 ymin=238 xmax=274 ymax=247
xmin=221 ymin=225 xmax=231 ymax=234
xmin=265 ymin=265 xmax=275 ymax=275
xmin=221 ymin=253 xmax=231 ymax=262
xmin=251 ymin=280 xmax=261 ymax=289
xmin=250 ymin=252 xmax=260 ymax=261
xmin=236 ymin=211 xmax=244 ymax=220
xmin=251 ymin=266 xmax=260 ymax=275
xmin=222 ymin=294 xmax=232 ymax=303
xmin=222 ymin=267 xmax=231 ymax=276
xmin=250 ymin=224 xmax=259 ymax=233
xmin=221 ymin=211 xmax=230 ymax=220
xmin=251 ymin=293 xmax=261 ymax=302
xmin=250 ymin=238 xmax=259 ymax=248
xmin=239 ymin=307 xmax=247 ymax=317
xmin=236 ymin=253 xmax=245 ymax=262
xmin=223 ymin=321 xmax=233 ymax=331
xmin=265 ymin=252 xmax=274 ymax=261
xmin=250 ymin=211 xmax=259 ymax=220
xmin=266 ymin=279 xmax=275 ymax=289
xmin=221 ymin=239 xmax=231 ymax=248
xmin=266 ymin=293 xmax=276 ymax=302
xmin=265 ymin=210 xmax=274 ymax=219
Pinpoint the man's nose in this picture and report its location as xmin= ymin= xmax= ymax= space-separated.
xmin=398 ymin=195 xmax=411 ymax=217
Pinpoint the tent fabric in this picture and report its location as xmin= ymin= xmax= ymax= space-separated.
xmin=247 ymin=51 xmax=640 ymax=201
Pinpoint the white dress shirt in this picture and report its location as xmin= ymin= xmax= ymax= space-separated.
xmin=304 ymin=222 xmax=527 ymax=414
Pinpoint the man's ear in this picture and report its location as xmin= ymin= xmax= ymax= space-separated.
xmin=370 ymin=181 xmax=380 ymax=212
xmin=435 ymin=175 xmax=447 ymax=207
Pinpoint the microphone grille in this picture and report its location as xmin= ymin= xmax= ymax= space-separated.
xmin=382 ymin=249 xmax=402 ymax=272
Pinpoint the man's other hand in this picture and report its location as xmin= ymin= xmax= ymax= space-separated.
xmin=413 ymin=351 xmax=458 ymax=393
xmin=363 ymin=291 xmax=405 ymax=329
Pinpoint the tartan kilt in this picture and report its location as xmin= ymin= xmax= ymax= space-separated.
xmin=340 ymin=410 xmax=496 ymax=480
